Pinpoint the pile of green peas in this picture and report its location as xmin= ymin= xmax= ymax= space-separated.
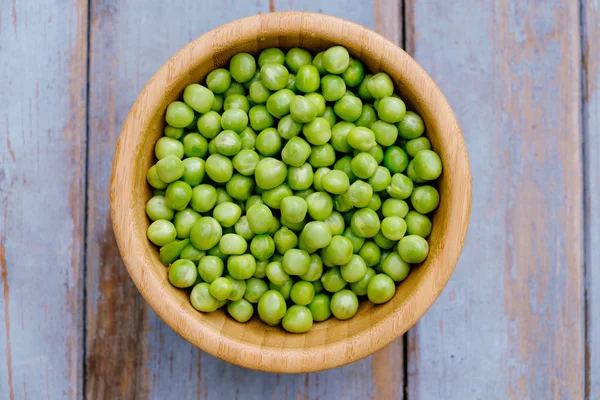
xmin=145 ymin=45 xmax=442 ymax=333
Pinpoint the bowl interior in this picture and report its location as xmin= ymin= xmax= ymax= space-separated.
xmin=112 ymin=12 xmax=470 ymax=372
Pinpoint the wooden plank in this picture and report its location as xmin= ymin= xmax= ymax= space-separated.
xmin=87 ymin=0 xmax=404 ymax=398
xmin=583 ymin=1 xmax=599 ymax=398
xmin=0 ymin=1 xmax=88 ymax=399
xmin=405 ymin=1 xmax=585 ymax=399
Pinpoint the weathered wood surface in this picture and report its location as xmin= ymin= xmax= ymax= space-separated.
xmin=583 ymin=1 xmax=599 ymax=398
xmin=0 ymin=0 xmax=88 ymax=399
xmin=1 ymin=0 xmax=596 ymax=398
xmin=86 ymin=1 xmax=403 ymax=399
xmin=405 ymin=1 xmax=585 ymax=400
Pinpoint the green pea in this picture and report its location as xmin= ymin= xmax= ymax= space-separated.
xmin=147 ymin=165 xmax=168 ymax=189
xmin=301 ymin=118 xmax=331 ymax=146
xmin=197 ymin=111 xmax=222 ymax=139
xmin=371 ymin=120 xmax=399 ymax=147
xmin=183 ymin=83 xmax=214 ymax=113
xmin=210 ymin=94 xmax=224 ymax=112
xmin=190 ymin=282 xmax=220 ymax=312
xmin=179 ymin=243 xmax=205 ymax=264
xmin=331 ymin=122 xmax=355 ymax=153
xmin=198 ymin=255 xmax=225 ymax=283
xmin=147 ymin=220 xmax=177 ymax=246
xmin=286 ymin=73 xmax=297 ymax=92
xmin=227 ymin=298 xmax=254 ymax=322
xmin=406 ymin=160 xmax=427 ymax=184
xmin=163 ymin=174 xmax=194 ymax=208
xmin=146 ymin=195 xmax=175 ymax=221
xmin=330 ymin=289 xmax=359 ymax=320
xmin=280 ymin=215 xmax=307 ymax=232
xmin=339 ymin=254 xmax=367 ymax=283
xmin=299 ymin=254 xmax=324 ymax=282
xmin=367 ymin=274 xmax=396 ymax=304
xmin=306 ymin=192 xmax=334 ymax=221
xmin=411 ymin=185 xmax=440 ymax=214
xmin=397 ymin=111 xmax=425 ymax=139
xmin=224 ymin=93 xmax=251 ymax=113
xmin=277 ymin=114 xmax=303 ymax=139
xmin=285 ymin=48 xmax=313 ymax=73
xmin=381 ymin=252 xmax=410 ymax=281
xmin=207 ymin=243 xmax=228 ymax=261
xmin=349 ymin=266 xmax=375 ymax=296
xmin=313 ymin=168 xmax=330 ymax=192
xmin=334 ymin=95 xmax=363 ymax=122
xmin=308 ymin=144 xmax=335 ymax=168
xmin=245 ymin=195 xmax=263 ymax=210
xmin=206 ymin=68 xmax=231 ymax=94
xmin=190 ymin=217 xmax=222 ymax=250
xmin=250 ymin=234 xmax=275 ymax=261
xmin=324 ymin=211 xmax=345 ymax=236
xmin=181 ymin=134 xmax=207 ymax=159
xmin=412 ymin=149 xmax=442 ymax=180
xmin=366 ymin=72 xmax=394 ymax=99
xmin=246 ymin=204 xmax=273 ymax=234
xmin=290 ymin=95 xmax=318 ymax=123
xmin=254 ymin=259 xmax=268 ymax=279
xmin=382 ymin=198 xmax=409 ymax=218
xmin=160 ymin=238 xmax=190 ymax=266
xmin=383 ymin=146 xmax=408 ymax=174
xmin=300 ymin=221 xmax=332 ymax=250
xmin=357 ymin=74 xmax=374 ymax=100
xmin=321 ymin=235 xmax=354 ymax=267
xmin=232 ymin=149 xmax=259 ymax=176
xmin=305 ymin=92 xmax=326 ymax=116
xmin=282 ymin=305 xmax=313 ymax=333
xmin=398 ymin=235 xmax=429 ymax=263
xmin=180 ymin=157 xmax=204 ymax=187
xmin=333 ymin=191 xmax=353 ymax=213
xmin=205 ymin=154 xmax=233 ymax=183
xmin=347 ymin=180 xmax=373 ymax=208
xmin=155 ymin=137 xmax=184 ymax=160
xmin=377 ymin=97 xmax=406 ymax=123
xmin=321 ymin=266 xmax=347 ymax=293
xmin=207 ymin=276 xmax=233 ymax=301
xmin=289 ymin=281 xmax=315 ymax=306
xmin=265 ymin=261 xmax=290 ymax=286
xmin=155 ymin=155 xmax=184 ymax=183
xmin=173 ymin=208 xmax=201 ymax=238
xmin=239 ymin=127 xmax=257 ymax=150
xmin=243 ymin=277 xmax=268 ymax=303
xmin=259 ymin=48 xmax=285 ymax=67
xmin=254 ymin=157 xmax=287 ymax=190
xmin=312 ymin=52 xmax=326 ymax=75
xmin=227 ymin=254 xmax=257 ymax=280
xmin=276 ymin=196 xmax=305 ymax=225
xmin=282 ymin=249 xmax=311 ymax=275
xmin=342 ymin=58 xmax=365 ymax=87
xmin=224 ymin=82 xmax=246 ymax=98
xmin=351 ymin=208 xmax=381 ymax=238
xmin=350 ymin=152 xmax=378 ymax=179
xmin=234 ymin=216 xmax=255 ymax=241
xmin=211 ymin=202 xmax=241 ymax=228
xmin=295 ymin=187 xmax=315 ymax=200
xmin=353 ymin=105 xmax=375 ymax=129
xmin=255 ymin=127 xmax=282 ymax=157
xmin=266 ymin=89 xmax=295 ymax=118
xmin=223 ymin=274 xmax=245 ymax=301
xmin=380 ymin=216 xmax=407 ymax=241
xmin=386 ymin=173 xmax=413 ymax=200
xmin=190 ymin=184 xmax=217 ymax=213
xmin=320 ymin=170 xmax=349 ymax=195
xmin=322 ymin=105 xmax=338 ymax=128
xmin=321 ymin=74 xmax=346 ymax=101
xmin=165 ymin=101 xmax=194 ymax=128
xmin=405 ymin=210 xmax=432 ymax=238
xmin=220 ymin=108 xmax=248 ymax=134
xmin=312 ymin=280 xmax=324 ymax=295
xmin=226 ymin=173 xmax=254 ymax=201
xmin=258 ymin=289 xmax=287 ymax=326
xmin=322 ymin=46 xmax=350 ymax=74
xmin=248 ymin=104 xmax=274 ymax=132
xmin=308 ymin=293 xmax=332 ymax=321
xmin=229 ymin=52 xmax=257 ymax=83
xmin=405 ymin=137 xmax=431 ymax=158
xmin=164 ymin=125 xmax=184 ymax=139
xmin=333 ymin=155 xmax=358 ymax=182
xmin=249 ymin=81 xmax=272 ymax=104
xmin=373 ymin=231 xmax=397 ymax=250
xmin=295 ymin=65 xmax=321 ymax=93
xmin=287 ymin=163 xmax=314 ymax=190
xmin=273 ymin=227 xmax=299 ymax=254
xmin=367 ymin=166 xmax=391 ymax=193
xmin=260 ymin=63 xmax=289 ymax=91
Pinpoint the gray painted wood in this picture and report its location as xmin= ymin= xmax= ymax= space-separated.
xmin=0 ymin=1 xmax=88 ymax=399
xmin=86 ymin=1 xmax=403 ymax=399
xmin=583 ymin=1 xmax=599 ymax=398
xmin=405 ymin=1 xmax=585 ymax=399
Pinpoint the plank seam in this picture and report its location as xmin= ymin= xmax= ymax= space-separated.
xmin=82 ymin=0 xmax=92 ymax=398
xmin=580 ymin=0 xmax=590 ymax=397
xmin=401 ymin=1 xmax=409 ymax=398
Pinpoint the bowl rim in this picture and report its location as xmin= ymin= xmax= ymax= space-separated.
xmin=110 ymin=11 xmax=471 ymax=373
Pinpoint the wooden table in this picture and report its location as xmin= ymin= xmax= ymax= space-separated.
xmin=0 ymin=1 xmax=597 ymax=399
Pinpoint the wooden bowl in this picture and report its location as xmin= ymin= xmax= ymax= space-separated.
xmin=110 ymin=11 xmax=471 ymax=373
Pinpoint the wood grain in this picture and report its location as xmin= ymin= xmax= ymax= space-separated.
xmin=583 ymin=1 xmax=599 ymax=398
xmin=0 ymin=1 xmax=88 ymax=399
xmin=405 ymin=1 xmax=585 ymax=399
xmin=89 ymin=1 xmax=412 ymax=398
